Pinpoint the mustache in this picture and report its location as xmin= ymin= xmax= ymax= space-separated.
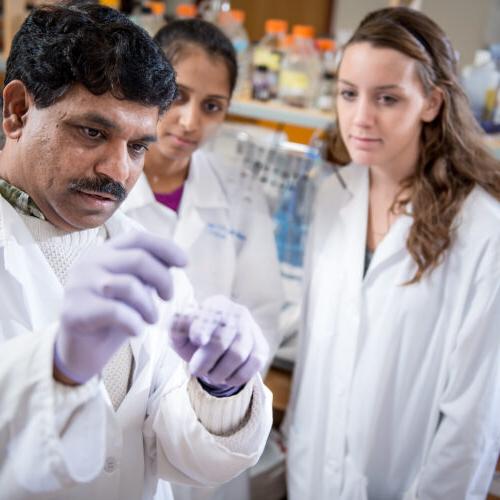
xmin=69 ymin=177 xmax=127 ymax=202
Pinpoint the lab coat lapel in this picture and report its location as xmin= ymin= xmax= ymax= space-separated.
xmin=337 ymin=166 xmax=369 ymax=286
xmin=174 ymin=152 xmax=228 ymax=250
xmin=105 ymin=207 xmax=144 ymax=236
xmin=115 ymin=334 xmax=152 ymax=424
xmin=308 ymin=167 xmax=368 ymax=337
xmin=174 ymin=204 xmax=206 ymax=250
xmin=122 ymin=173 xmax=156 ymax=210
xmin=0 ymin=198 xmax=63 ymax=331
xmin=364 ymin=209 xmax=413 ymax=282
xmin=334 ymin=166 xmax=413 ymax=282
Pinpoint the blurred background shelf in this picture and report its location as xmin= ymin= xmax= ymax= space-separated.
xmin=229 ymin=97 xmax=335 ymax=129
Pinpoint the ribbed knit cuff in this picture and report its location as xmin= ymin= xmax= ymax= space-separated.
xmin=187 ymin=376 xmax=254 ymax=436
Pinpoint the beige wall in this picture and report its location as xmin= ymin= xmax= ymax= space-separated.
xmin=333 ymin=0 xmax=492 ymax=67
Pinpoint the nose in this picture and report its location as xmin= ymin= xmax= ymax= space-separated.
xmin=178 ymin=101 xmax=200 ymax=132
xmin=94 ymin=142 xmax=131 ymax=184
xmin=353 ymin=95 xmax=375 ymax=129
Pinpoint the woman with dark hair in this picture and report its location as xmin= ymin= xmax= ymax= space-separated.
xmin=124 ymin=17 xmax=283 ymax=365
xmin=125 ymin=19 xmax=283 ymax=348
xmin=286 ymin=7 xmax=500 ymax=499
xmin=123 ymin=18 xmax=284 ymax=500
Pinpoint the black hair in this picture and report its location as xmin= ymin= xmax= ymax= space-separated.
xmin=4 ymin=2 xmax=177 ymax=113
xmin=154 ymin=18 xmax=238 ymax=96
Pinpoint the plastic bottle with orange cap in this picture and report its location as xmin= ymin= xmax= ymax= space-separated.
xmin=218 ymin=9 xmax=251 ymax=98
xmin=198 ymin=0 xmax=231 ymax=25
xmin=175 ymin=3 xmax=198 ymax=19
xmin=278 ymin=24 xmax=321 ymax=108
xmin=130 ymin=1 xmax=166 ymax=36
xmin=315 ymin=38 xmax=338 ymax=112
xmin=98 ymin=0 xmax=121 ymax=8
xmin=251 ymin=19 xmax=288 ymax=101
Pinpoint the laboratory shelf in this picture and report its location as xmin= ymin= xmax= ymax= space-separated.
xmin=228 ymin=97 xmax=335 ymax=129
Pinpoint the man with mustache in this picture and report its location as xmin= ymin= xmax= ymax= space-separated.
xmin=0 ymin=3 xmax=271 ymax=500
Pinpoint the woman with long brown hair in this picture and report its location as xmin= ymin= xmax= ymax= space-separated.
xmin=286 ymin=7 xmax=500 ymax=499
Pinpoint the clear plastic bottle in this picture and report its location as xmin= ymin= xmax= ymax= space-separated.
xmin=130 ymin=2 xmax=166 ymax=37
xmin=316 ymin=38 xmax=337 ymax=76
xmin=218 ymin=9 xmax=251 ymax=98
xmin=278 ymin=25 xmax=321 ymax=108
xmin=251 ymin=19 xmax=288 ymax=101
xmin=315 ymin=38 xmax=337 ymax=112
xmin=175 ymin=3 xmax=198 ymax=19
xmin=199 ymin=0 xmax=231 ymax=24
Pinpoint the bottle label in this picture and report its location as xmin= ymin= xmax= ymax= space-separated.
xmin=253 ymin=48 xmax=281 ymax=71
xmin=280 ymin=70 xmax=310 ymax=92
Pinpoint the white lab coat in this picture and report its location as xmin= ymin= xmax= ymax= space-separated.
xmin=123 ymin=149 xmax=284 ymax=357
xmin=123 ymin=149 xmax=283 ymax=500
xmin=0 ymin=196 xmax=273 ymax=500
xmin=286 ymin=165 xmax=500 ymax=500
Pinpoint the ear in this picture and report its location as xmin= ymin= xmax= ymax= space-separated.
xmin=2 ymin=80 xmax=33 ymax=140
xmin=421 ymin=87 xmax=443 ymax=123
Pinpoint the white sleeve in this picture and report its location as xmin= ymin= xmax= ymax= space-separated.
xmin=143 ymin=270 xmax=273 ymax=487
xmin=404 ymin=242 xmax=500 ymax=499
xmin=150 ymin=366 xmax=272 ymax=487
xmin=0 ymin=325 xmax=108 ymax=493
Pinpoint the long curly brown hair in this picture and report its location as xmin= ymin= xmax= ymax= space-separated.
xmin=330 ymin=7 xmax=500 ymax=283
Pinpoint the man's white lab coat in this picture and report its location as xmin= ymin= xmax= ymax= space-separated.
xmin=0 ymin=195 xmax=272 ymax=500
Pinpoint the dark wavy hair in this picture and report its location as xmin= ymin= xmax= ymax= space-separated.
xmin=154 ymin=18 xmax=238 ymax=96
xmin=4 ymin=2 xmax=177 ymax=113
xmin=331 ymin=7 xmax=500 ymax=283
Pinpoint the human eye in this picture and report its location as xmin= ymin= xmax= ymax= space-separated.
xmin=338 ymin=88 xmax=357 ymax=101
xmin=128 ymin=142 xmax=149 ymax=158
xmin=203 ymin=100 xmax=224 ymax=114
xmin=378 ymin=94 xmax=399 ymax=106
xmin=81 ymin=127 xmax=105 ymax=140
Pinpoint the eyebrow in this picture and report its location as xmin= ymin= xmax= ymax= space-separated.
xmin=74 ymin=112 xmax=157 ymax=143
xmin=338 ymin=79 xmax=403 ymax=91
xmin=78 ymin=113 xmax=119 ymax=130
xmin=177 ymin=84 xmax=229 ymax=101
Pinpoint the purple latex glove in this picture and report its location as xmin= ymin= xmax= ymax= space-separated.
xmin=54 ymin=230 xmax=187 ymax=384
xmin=169 ymin=295 xmax=270 ymax=390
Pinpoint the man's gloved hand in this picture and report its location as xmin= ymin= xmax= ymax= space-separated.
xmin=169 ymin=295 xmax=270 ymax=393
xmin=54 ymin=230 xmax=187 ymax=384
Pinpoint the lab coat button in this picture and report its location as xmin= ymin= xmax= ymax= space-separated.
xmin=104 ymin=456 xmax=118 ymax=473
